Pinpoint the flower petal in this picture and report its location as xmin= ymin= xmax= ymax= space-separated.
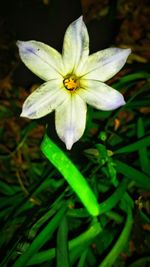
xmin=17 ymin=40 xmax=64 ymax=81
xmin=55 ymin=94 xmax=87 ymax=149
xmin=81 ymin=48 xmax=131 ymax=82
xmin=62 ymin=16 xmax=89 ymax=74
xmin=79 ymin=79 xmax=125 ymax=110
xmin=21 ymin=79 xmax=68 ymax=119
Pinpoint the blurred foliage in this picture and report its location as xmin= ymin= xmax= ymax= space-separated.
xmin=0 ymin=0 xmax=150 ymax=267
xmin=82 ymin=0 xmax=150 ymax=62
xmin=0 ymin=66 xmax=150 ymax=266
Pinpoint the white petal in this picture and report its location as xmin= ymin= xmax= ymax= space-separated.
xmin=79 ymin=79 xmax=125 ymax=110
xmin=17 ymin=40 xmax=64 ymax=81
xmin=62 ymin=16 xmax=89 ymax=74
xmin=81 ymin=48 xmax=131 ymax=82
xmin=55 ymin=94 xmax=87 ymax=149
xmin=21 ymin=79 xmax=69 ymax=119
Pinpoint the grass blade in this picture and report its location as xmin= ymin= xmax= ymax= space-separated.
xmin=115 ymin=136 xmax=150 ymax=154
xmin=137 ymin=118 xmax=150 ymax=175
xmin=77 ymin=249 xmax=88 ymax=267
xmin=56 ymin=215 xmax=70 ymax=267
xmin=27 ymin=220 xmax=102 ymax=265
xmin=115 ymin=160 xmax=150 ymax=189
xmin=12 ymin=204 xmax=67 ymax=267
xmin=98 ymin=205 xmax=133 ymax=267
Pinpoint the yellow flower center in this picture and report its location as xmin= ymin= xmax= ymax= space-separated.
xmin=63 ymin=75 xmax=79 ymax=92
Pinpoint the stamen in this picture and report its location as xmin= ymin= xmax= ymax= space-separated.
xmin=63 ymin=75 xmax=79 ymax=91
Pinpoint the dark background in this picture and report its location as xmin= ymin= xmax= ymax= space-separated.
xmin=0 ymin=0 xmax=119 ymax=85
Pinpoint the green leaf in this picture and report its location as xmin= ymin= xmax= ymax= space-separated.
xmin=140 ymin=211 xmax=150 ymax=224
xmin=77 ymin=249 xmax=88 ymax=267
xmin=67 ymin=179 xmax=128 ymax=218
xmin=0 ymin=181 xmax=19 ymax=195
xmin=126 ymin=99 xmax=150 ymax=108
xmin=12 ymin=204 xmax=67 ymax=267
xmin=41 ymin=134 xmax=99 ymax=216
xmin=56 ymin=215 xmax=70 ymax=267
xmin=115 ymin=160 xmax=150 ymax=189
xmin=113 ymin=72 xmax=150 ymax=90
xmin=86 ymin=248 xmax=97 ymax=266
xmin=28 ymin=198 xmax=65 ymax=239
xmin=115 ymin=136 xmax=150 ymax=154
xmin=98 ymin=205 xmax=133 ymax=267
xmin=99 ymin=179 xmax=128 ymax=214
xmin=0 ymin=194 xmax=23 ymax=209
xmin=27 ymin=220 xmax=102 ymax=265
xmin=137 ymin=118 xmax=150 ymax=175
xmin=128 ymin=257 xmax=150 ymax=267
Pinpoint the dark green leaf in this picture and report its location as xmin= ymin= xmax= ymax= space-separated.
xmin=56 ymin=215 xmax=70 ymax=267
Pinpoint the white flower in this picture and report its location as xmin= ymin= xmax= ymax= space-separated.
xmin=17 ymin=16 xmax=131 ymax=150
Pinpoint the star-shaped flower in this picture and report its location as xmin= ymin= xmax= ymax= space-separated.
xmin=17 ymin=16 xmax=131 ymax=150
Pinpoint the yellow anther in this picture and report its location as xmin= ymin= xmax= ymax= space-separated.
xmin=63 ymin=76 xmax=79 ymax=91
